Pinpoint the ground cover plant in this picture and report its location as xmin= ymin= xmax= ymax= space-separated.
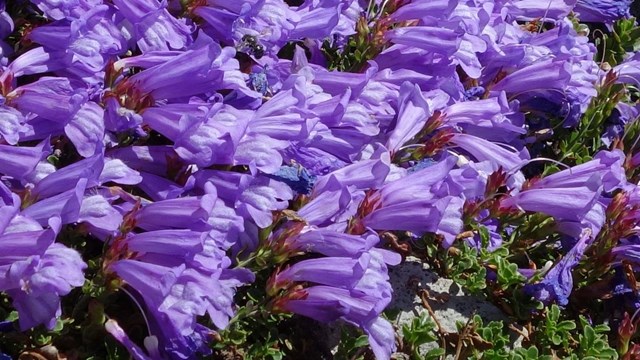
xmin=0 ymin=0 xmax=640 ymax=358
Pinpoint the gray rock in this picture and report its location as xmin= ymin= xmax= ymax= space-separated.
xmin=388 ymin=256 xmax=511 ymax=358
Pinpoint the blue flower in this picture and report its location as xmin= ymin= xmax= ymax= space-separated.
xmin=463 ymin=86 xmax=485 ymax=101
xmin=407 ymin=158 xmax=437 ymax=173
xmin=574 ymin=0 xmax=632 ymax=23
xmin=524 ymin=231 xmax=592 ymax=306
xmin=249 ymin=71 xmax=269 ymax=95
xmin=269 ymin=165 xmax=317 ymax=195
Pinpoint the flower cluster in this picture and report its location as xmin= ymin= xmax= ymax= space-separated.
xmin=0 ymin=0 xmax=639 ymax=359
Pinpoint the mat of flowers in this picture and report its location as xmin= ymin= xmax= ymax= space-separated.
xmin=1 ymin=0 xmax=640 ymax=359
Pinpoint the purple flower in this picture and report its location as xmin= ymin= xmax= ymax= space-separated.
xmin=116 ymin=44 xmax=243 ymax=102
xmin=134 ymin=194 xmax=215 ymax=232
xmin=574 ymin=0 xmax=632 ymax=23
xmin=18 ymin=153 xmax=138 ymax=234
xmin=78 ymin=194 xmax=124 ymax=235
xmin=0 ymin=106 xmax=25 ymax=145
xmin=30 ymin=0 xmax=98 ymax=20
xmin=0 ymin=139 xmax=50 ymax=179
xmin=312 ymin=157 xmax=389 ymax=194
xmin=450 ymin=133 xmax=530 ymax=171
xmin=358 ymin=156 xmax=464 ymax=246
xmin=0 ymin=214 xmax=86 ymax=331
xmin=108 ymin=260 xmax=197 ymax=357
xmin=297 ymin=178 xmax=357 ymax=228
xmin=270 ymin=249 xmax=400 ymax=359
xmin=28 ymin=5 xmax=127 ymax=83
xmin=105 ymin=146 xmax=178 ymax=177
xmin=0 ymin=4 xmax=12 ymax=59
xmin=390 ymin=0 xmax=457 ymax=21
xmin=64 ymin=101 xmax=105 ymax=157
xmin=4 ymin=47 xmax=70 ymax=79
xmin=9 ymin=76 xmax=86 ymax=124
xmin=500 ymin=184 xmax=600 ymax=222
xmin=291 ymin=2 xmax=342 ymax=40
xmin=194 ymin=172 xmax=292 ymax=229
xmin=31 ymin=154 xmax=103 ymax=198
xmin=524 ymin=230 xmax=593 ymax=306
xmin=281 ymin=228 xmax=380 ymax=258
xmin=503 ymin=0 xmax=576 ymax=21
xmin=111 ymin=0 xmax=192 ymax=51
xmin=249 ymin=76 xmax=311 ymax=141
xmin=270 ymin=255 xmax=368 ymax=294
xmin=501 ymin=149 xmax=624 ymax=234
xmin=22 ymin=179 xmax=87 ymax=226
xmin=273 ymin=285 xmax=396 ymax=359
xmin=0 ymin=0 xmax=632 ymax=358
xmin=103 ymin=181 xmax=255 ymax=358
xmin=105 ymin=319 xmax=160 ymax=360
xmin=614 ymin=60 xmax=640 ymax=87
xmin=232 ymin=0 xmax=299 ymax=56
xmin=190 ymin=5 xmax=238 ymax=44
xmin=491 ymin=60 xmax=572 ymax=95
xmin=386 ymin=26 xmax=460 ymax=57
xmin=534 ymin=150 xmax=626 ymax=192
xmin=466 ymin=219 xmax=504 ymax=251
xmin=108 ymin=254 xmax=253 ymax=359
xmin=5 ymin=243 xmax=86 ymax=330
xmin=291 ymin=0 xmax=363 ymax=42
xmin=385 ymin=82 xmax=432 ymax=154
xmin=602 ymin=103 xmax=640 ymax=147
xmin=173 ymin=105 xmax=250 ymax=167
xmin=444 ymin=92 xmax=526 ymax=144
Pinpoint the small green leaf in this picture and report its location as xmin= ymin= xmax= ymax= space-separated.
xmin=425 ymin=347 xmax=445 ymax=359
xmin=354 ymin=335 xmax=369 ymax=348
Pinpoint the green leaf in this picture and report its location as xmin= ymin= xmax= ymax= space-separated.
xmin=34 ymin=333 xmax=52 ymax=346
xmin=425 ymin=348 xmax=445 ymax=359
xmin=53 ymin=318 xmax=65 ymax=332
xmin=402 ymin=312 xmax=439 ymax=347
xmin=557 ymin=320 xmax=577 ymax=332
xmin=354 ymin=335 xmax=369 ymax=348
xmin=5 ymin=311 xmax=18 ymax=322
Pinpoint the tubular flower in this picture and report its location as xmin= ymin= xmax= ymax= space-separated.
xmin=0 ymin=0 xmax=638 ymax=358
xmin=524 ymin=230 xmax=593 ymax=306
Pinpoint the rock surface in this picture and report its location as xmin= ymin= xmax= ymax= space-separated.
xmin=388 ymin=257 xmax=511 ymax=357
